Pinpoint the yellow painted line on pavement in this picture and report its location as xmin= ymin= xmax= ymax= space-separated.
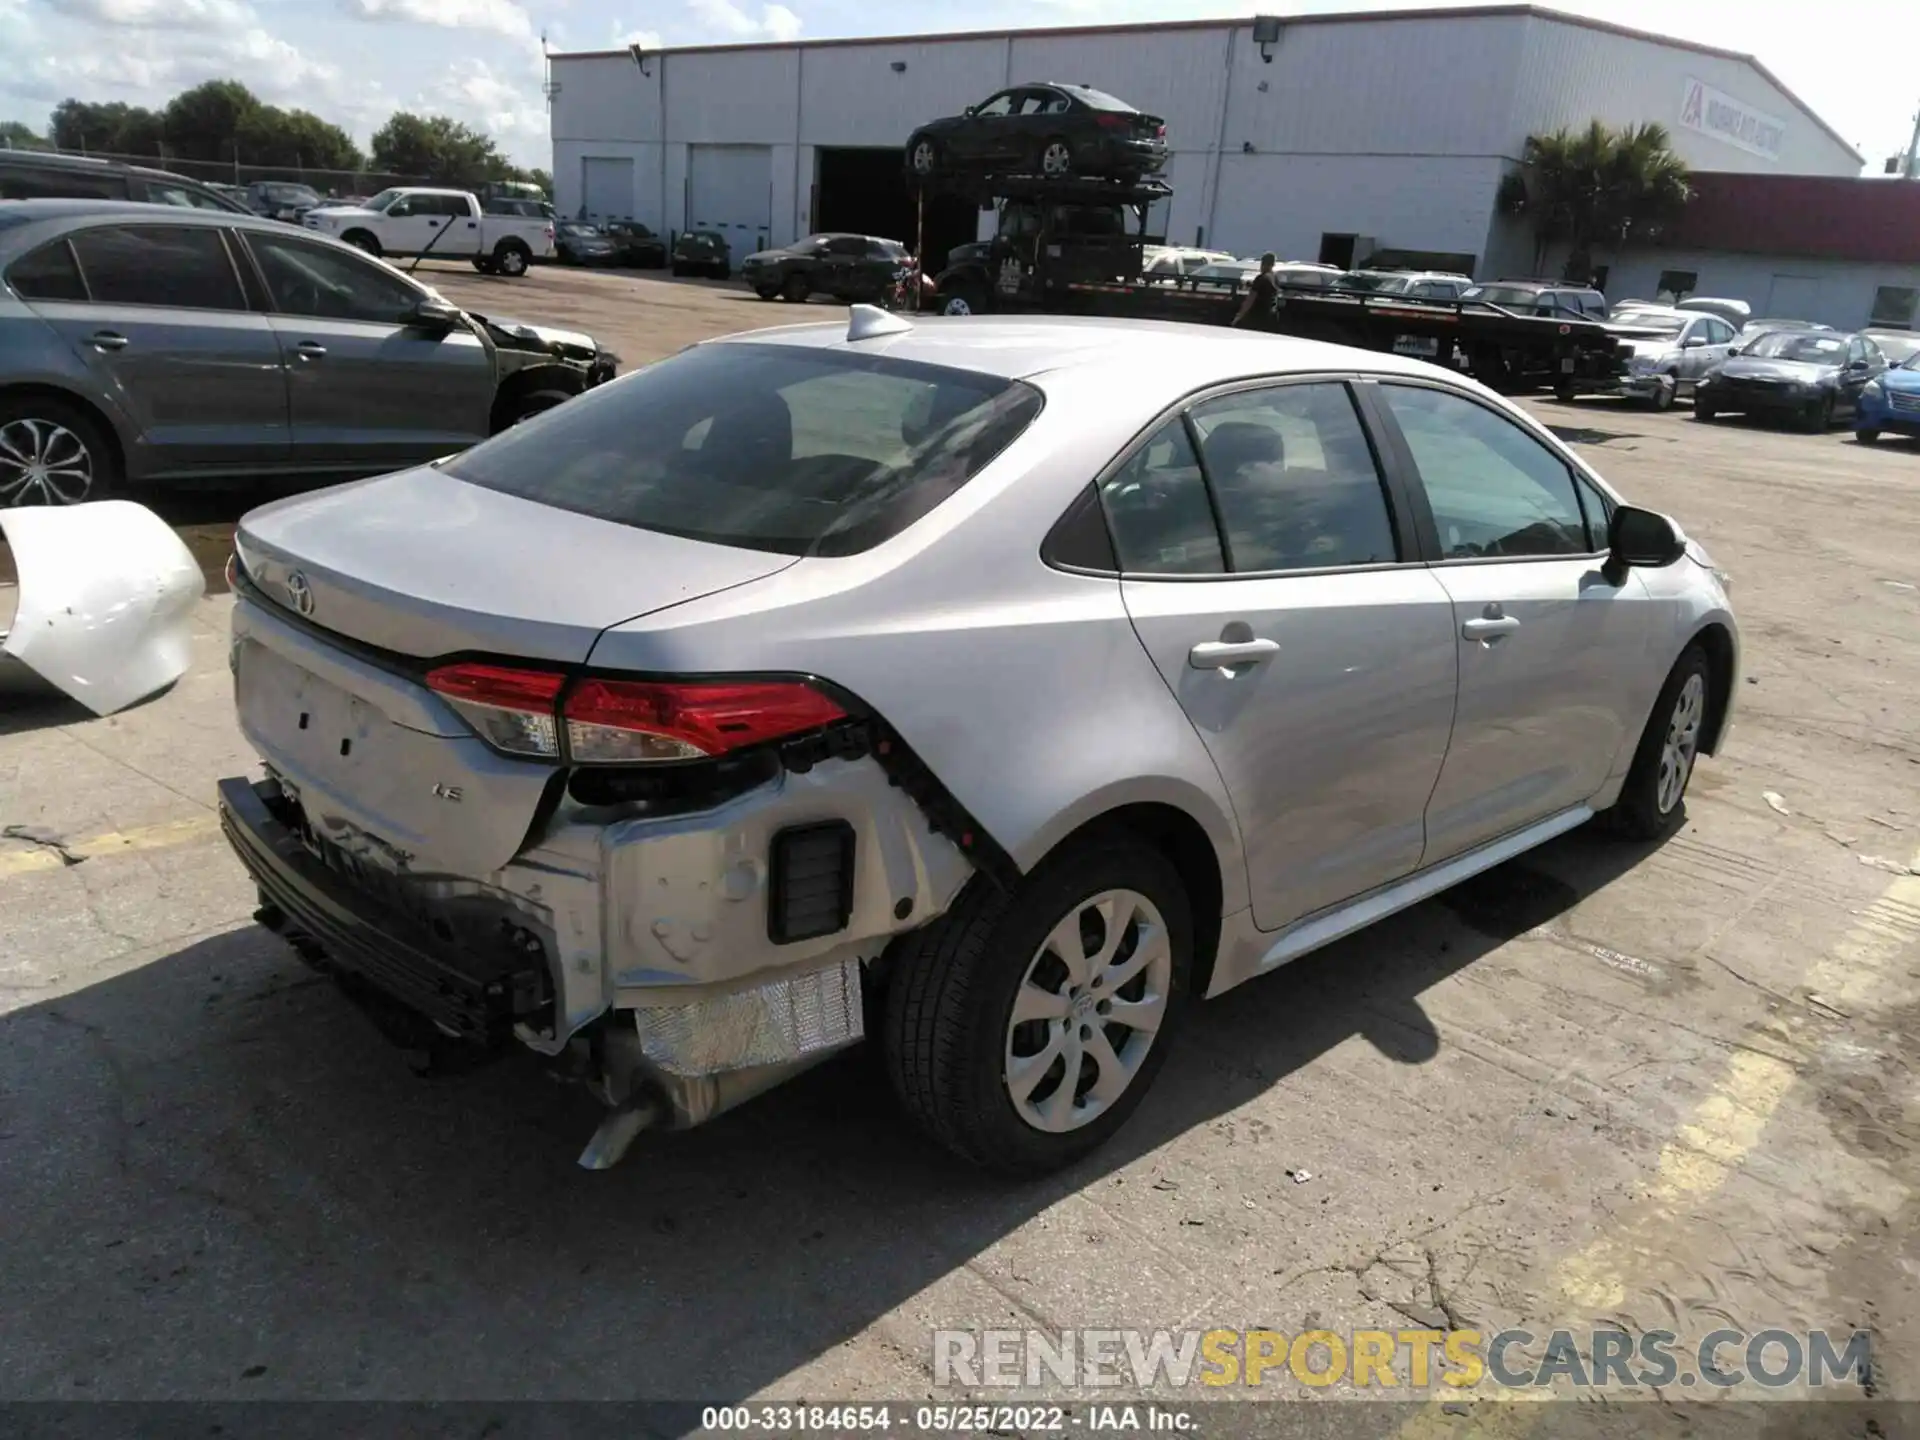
xmin=0 ymin=814 xmax=221 ymax=879
xmin=1393 ymin=846 xmax=1920 ymax=1435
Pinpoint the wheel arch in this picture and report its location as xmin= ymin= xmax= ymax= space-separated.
xmin=488 ymin=363 xmax=584 ymax=433
xmin=0 ymin=382 xmax=132 ymax=483
xmin=1688 ymin=620 xmax=1738 ymax=756
xmin=1014 ymin=781 xmax=1244 ymax=1002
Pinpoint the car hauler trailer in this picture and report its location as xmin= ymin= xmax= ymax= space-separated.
xmin=917 ymin=171 xmax=1627 ymax=398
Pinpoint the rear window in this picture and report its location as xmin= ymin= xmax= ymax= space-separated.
xmin=443 ymin=343 xmax=1044 ymax=557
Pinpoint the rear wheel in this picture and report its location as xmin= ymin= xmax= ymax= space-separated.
xmin=883 ymin=836 xmax=1191 ymax=1174
xmin=1038 ymin=137 xmax=1074 ymax=177
xmin=939 ymin=279 xmax=987 ymax=317
xmin=1603 ymin=646 xmax=1712 ymax=841
xmin=493 ymin=241 xmax=530 ymax=278
xmin=0 ymin=396 xmax=118 ymax=506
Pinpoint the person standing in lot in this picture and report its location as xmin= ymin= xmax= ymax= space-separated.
xmin=1234 ymin=252 xmax=1279 ymax=330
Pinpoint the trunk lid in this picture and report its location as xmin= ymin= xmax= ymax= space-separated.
xmin=232 ymin=467 xmax=799 ymax=876
xmin=236 ymin=465 xmax=797 ymax=664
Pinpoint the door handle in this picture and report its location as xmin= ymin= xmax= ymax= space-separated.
xmin=294 ymin=341 xmax=327 ymax=359
xmin=1189 ymin=638 xmax=1280 ymax=669
xmin=1461 ymin=616 xmax=1522 ymax=640
xmin=89 ymin=330 xmax=128 ymax=351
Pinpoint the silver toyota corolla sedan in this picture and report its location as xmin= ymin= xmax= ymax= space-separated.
xmin=218 ymin=309 xmax=1739 ymax=1174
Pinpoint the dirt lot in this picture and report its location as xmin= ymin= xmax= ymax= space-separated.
xmin=2 ymin=265 xmax=1919 ymax=1425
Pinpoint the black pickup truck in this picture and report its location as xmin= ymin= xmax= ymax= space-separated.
xmin=924 ymin=173 xmax=1626 ymax=397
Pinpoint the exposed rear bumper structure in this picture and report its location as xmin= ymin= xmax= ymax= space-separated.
xmin=218 ymin=776 xmax=553 ymax=1047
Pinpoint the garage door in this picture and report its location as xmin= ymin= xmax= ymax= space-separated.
xmin=688 ymin=144 xmax=772 ymax=255
xmin=581 ymin=157 xmax=635 ymax=223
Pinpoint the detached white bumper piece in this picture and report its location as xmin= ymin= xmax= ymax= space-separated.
xmin=0 ymin=501 xmax=205 ymax=716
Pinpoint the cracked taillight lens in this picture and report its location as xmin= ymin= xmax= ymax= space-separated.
xmin=426 ymin=662 xmax=565 ymax=757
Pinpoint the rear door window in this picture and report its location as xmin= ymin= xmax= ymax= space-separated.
xmin=443 ymin=343 xmax=1044 ymax=557
xmin=6 ymin=240 xmax=88 ymax=302
xmin=0 ymin=166 xmax=129 ymax=201
xmin=68 ymin=225 xmax=246 ymax=311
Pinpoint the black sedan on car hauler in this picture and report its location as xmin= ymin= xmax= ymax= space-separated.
xmin=906 ymin=83 xmax=1167 ymax=183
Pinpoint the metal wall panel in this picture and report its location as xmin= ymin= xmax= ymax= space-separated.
xmin=552 ymin=56 xmax=661 ymax=143
xmin=1208 ymin=154 xmax=1506 ymax=268
xmin=799 ymin=39 xmax=1009 ymax=147
xmin=1221 ymin=14 xmax=1527 ymax=159
xmin=687 ymin=143 xmax=774 ymax=255
xmin=665 ymin=49 xmax=800 ymax=144
xmin=1507 ymin=17 xmax=1860 ymax=176
xmin=1567 ymin=246 xmax=1919 ymax=331
xmin=580 ymin=157 xmax=636 ymax=223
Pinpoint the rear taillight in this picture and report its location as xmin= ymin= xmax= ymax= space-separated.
xmin=564 ymin=679 xmax=846 ymax=763
xmin=1096 ymin=113 xmax=1127 ymax=129
xmin=1154 ymin=124 xmax=1166 ymax=139
xmin=425 ymin=665 xmax=847 ymax=765
xmin=427 ymin=662 xmax=565 ymax=757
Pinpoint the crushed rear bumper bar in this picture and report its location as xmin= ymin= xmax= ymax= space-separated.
xmin=217 ymin=776 xmax=552 ymax=1046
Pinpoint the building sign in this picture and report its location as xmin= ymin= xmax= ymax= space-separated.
xmin=1679 ymin=77 xmax=1786 ymax=160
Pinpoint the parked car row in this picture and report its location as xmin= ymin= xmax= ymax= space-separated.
xmin=0 ymin=199 xmax=616 ymax=505
xmin=739 ymin=232 xmax=915 ymax=304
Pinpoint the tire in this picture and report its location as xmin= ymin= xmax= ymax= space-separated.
xmin=493 ymin=242 xmax=530 ymax=278
xmin=781 ymin=272 xmax=810 ymax=303
xmin=754 ymin=285 xmax=780 ymax=300
xmin=1807 ymin=394 xmax=1834 ymax=432
xmin=883 ymin=836 xmax=1192 ymax=1174
xmin=939 ymin=280 xmax=988 ymax=317
xmin=1603 ymin=645 xmax=1712 ymax=842
xmin=713 ymin=263 xmax=731 ymax=281
xmin=1650 ymin=373 xmax=1676 ymax=412
xmin=1693 ymin=402 xmax=1717 ymax=422
xmin=670 ymin=261 xmax=687 ymax=277
xmin=1859 ymin=428 xmax=1883 ymax=445
xmin=0 ymin=394 xmax=119 ymax=506
xmin=1038 ymin=137 xmax=1074 ymax=177
xmin=1554 ymin=381 xmax=1577 ymax=403
xmin=907 ymin=135 xmax=940 ymax=179
xmin=341 ymin=230 xmax=381 ymax=257
xmin=503 ymin=388 xmax=574 ymax=428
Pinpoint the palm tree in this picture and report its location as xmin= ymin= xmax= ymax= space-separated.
xmin=1497 ymin=120 xmax=1692 ymax=282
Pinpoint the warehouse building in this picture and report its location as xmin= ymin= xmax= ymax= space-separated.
xmin=548 ymin=3 xmax=1863 ymax=279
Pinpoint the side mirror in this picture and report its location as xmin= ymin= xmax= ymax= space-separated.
xmin=963 ymin=105 xmax=978 ymax=117
xmin=1682 ymin=335 xmax=1705 ymax=348
xmin=407 ymin=298 xmax=463 ymax=331
xmin=1847 ymin=359 xmax=1871 ymax=373
xmin=1605 ymin=505 xmax=1685 ymax=583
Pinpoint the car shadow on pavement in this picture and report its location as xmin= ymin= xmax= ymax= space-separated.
xmin=0 ymin=823 xmax=1664 ymax=1400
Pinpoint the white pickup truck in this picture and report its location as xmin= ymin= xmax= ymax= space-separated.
xmin=301 ymin=186 xmax=554 ymax=277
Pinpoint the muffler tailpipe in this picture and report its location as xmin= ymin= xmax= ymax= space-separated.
xmin=577 ymin=1093 xmax=663 ymax=1171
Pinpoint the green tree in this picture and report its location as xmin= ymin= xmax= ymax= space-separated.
xmin=236 ymin=104 xmax=362 ymax=172
xmin=162 ymin=79 xmax=257 ymax=163
xmin=1499 ymin=120 xmax=1691 ymax=283
xmin=0 ymin=120 xmax=51 ymax=151
xmin=49 ymin=99 xmax=164 ymax=156
xmin=370 ymin=111 xmax=505 ymax=186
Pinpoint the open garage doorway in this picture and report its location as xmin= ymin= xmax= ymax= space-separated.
xmin=813 ymin=147 xmax=978 ymax=277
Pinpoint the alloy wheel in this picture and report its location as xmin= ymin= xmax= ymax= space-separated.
xmin=0 ymin=417 xmax=94 ymax=506
xmin=1003 ymin=888 xmax=1172 ymax=1134
xmin=1041 ymin=142 xmax=1073 ymax=176
xmin=498 ymin=248 xmax=528 ymax=276
xmin=1656 ymin=672 xmax=1705 ymax=815
xmin=911 ymin=141 xmax=936 ymax=175
xmin=943 ymin=295 xmax=973 ymax=316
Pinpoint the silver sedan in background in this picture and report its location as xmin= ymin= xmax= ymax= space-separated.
xmin=217 ymin=311 xmax=1739 ymax=1173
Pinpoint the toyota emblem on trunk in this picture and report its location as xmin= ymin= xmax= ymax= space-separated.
xmin=285 ymin=570 xmax=315 ymax=616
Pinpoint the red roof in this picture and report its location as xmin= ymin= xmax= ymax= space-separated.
xmin=1655 ymin=172 xmax=1920 ymax=265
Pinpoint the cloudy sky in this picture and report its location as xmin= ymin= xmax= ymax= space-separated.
xmin=0 ymin=0 xmax=1909 ymax=171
